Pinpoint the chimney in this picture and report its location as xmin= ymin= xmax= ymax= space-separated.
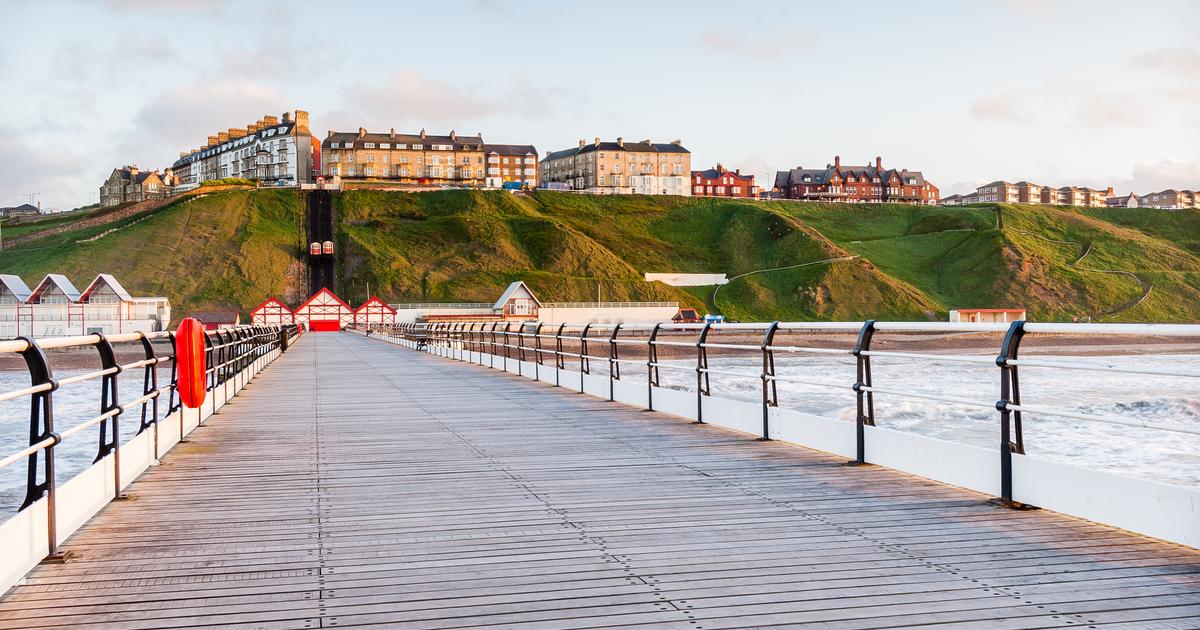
xmin=263 ymin=114 xmax=279 ymax=125
xmin=358 ymin=127 xmax=366 ymax=139
xmin=617 ymin=136 xmax=624 ymax=147
xmin=217 ymin=131 xmax=229 ymax=143
xmin=716 ymin=163 xmax=725 ymax=173
xmin=834 ymin=155 xmax=841 ymax=168
xmin=875 ymin=156 xmax=882 ymax=170
xmin=208 ymin=135 xmax=219 ymax=147
xmin=579 ymin=139 xmax=586 ymax=148
xmin=450 ymin=130 xmax=457 ymax=141
xmin=229 ymin=128 xmax=246 ymax=139
xmin=420 ymin=128 xmax=427 ymax=139
xmin=246 ymin=124 xmax=257 ymax=134
xmin=327 ymin=130 xmax=334 ymax=138
xmin=129 ymin=165 xmax=139 ymax=177
xmin=293 ymin=110 xmax=309 ymax=133
xmin=254 ymin=119 xmax=265 ymax=131
xmin=641 ymin=138 xmax=651 ymax=144
xmin=180 ymin=151 xmax=188 ymax=158
xmin=594 ymin=136 xmax=601 ymax=147
xmin=389 ymin=128 xmax=396 ymax=139
xmin=671 ymin=139 xmax=682 ymax=145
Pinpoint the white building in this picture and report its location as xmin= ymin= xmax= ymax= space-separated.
xmin=170 ymin=110 xmax=316 ymax=191
xmin=0 ymin=274 xmax=171 ymax=338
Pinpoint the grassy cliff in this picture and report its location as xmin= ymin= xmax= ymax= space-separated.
xmin=2 ymin=188 xmax=1197 ymax=322
xmin=0 ymin=190 xmax=306 ymax=315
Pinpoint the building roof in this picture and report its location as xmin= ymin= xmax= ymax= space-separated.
xmin=191 ymin=310 xmax=240 ymax=323
xmin=30 ymin=274 xmax=81 ymax=302
xmin=484 ymin=144 xmax=538 ymax=156
xmin=0 ymin=275 xmax=33 ymax=302
xmin=692 ymin=167 xmax=754 ymax=182
xmin=323 ymin=129 xmax=485 ymax=151
xmin=250 ymin=296 xmax=294 ymax=313
xmin=80 ymin=274 xmax=134 ymax=302
xmin=541 ymin=139 xmax=690 ymax=162
xmin=355 ymin=296 xmax=397 ymax=314
xmin=493 ymin=281 xmax=541 ymax=310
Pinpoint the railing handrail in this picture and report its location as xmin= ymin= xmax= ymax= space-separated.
xmin=362 ymin=318 xmax=1200 ymax=509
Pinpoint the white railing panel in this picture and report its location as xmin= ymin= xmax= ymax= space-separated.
xmin=1012 ymin=455 xmax=1199 ymax=548
xmin=0 ymin=500 xmax=48 ymax=595
xmin=771 ymin=408 xmax=857 ymax=460
xmin=701 ymin=396 xmax=763 ymax=437
xmin=863 ymin=424 xmax=1001 ymax=497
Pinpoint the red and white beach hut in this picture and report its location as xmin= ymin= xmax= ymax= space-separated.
xmin=354 ymin=296 xmax=396 ymax=326
xmin=294 ymin=288 xmax=354 ymax=332
xmin=250 ymin=297 xmax=295 ymax=326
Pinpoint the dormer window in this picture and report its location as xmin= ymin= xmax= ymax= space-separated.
xmin=802 ymin=175 xmax=811 ymax=182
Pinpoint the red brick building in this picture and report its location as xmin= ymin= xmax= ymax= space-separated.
xmin=774 ymin=156 xmax=939 ymax=205
xmin=691 ymin=164 xmax=758 ymax=197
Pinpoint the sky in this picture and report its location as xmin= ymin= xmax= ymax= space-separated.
xmin=1 ymin=0 xmax=1198 ymax=211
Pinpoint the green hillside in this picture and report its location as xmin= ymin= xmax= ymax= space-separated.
xmin=2 ymin=188 xmax=1198 ymax=322
xmin=0 ymin=190 xmax=306 ymax=315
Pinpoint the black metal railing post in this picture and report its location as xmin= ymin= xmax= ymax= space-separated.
xmin=993 ymin=320 xmax=1033 ymax=509
xmin=554 ymin=323 xmax=566 ymax=387
xmin=18 ymin=337 xmax=70 ymax=561
xmin=646 ymin=323 xmax=662 ymax=411
xmin=488 ymin=322 xmax=499 ymax=368
xmin=516 ymin=322 xmax=527 ymax=364
xmin=502 ymin=322 xmax=512 ymax=371
xmin=533 ymin=322 xmax=544 ymax=379
xmin=695 ymin=322 xmax=713 ymax=424
xmin=608 ymin=323 xmax=622 ymax=402
xmin=760 ymin=322 xmax=781 ymax=440
xmin=851 ymin=320 xmax=876 ymax=464
xmin=579 ymin=323 xmax=593 ymax=393
xmin=93 ymin=335 xmax=127 ymax=500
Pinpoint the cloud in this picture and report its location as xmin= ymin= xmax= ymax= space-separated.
xmin=121 ymin=79 xmax=285 ymax=157
xmin=1132 ymin=47 xmax=1200 ymax=75
xmin=1113 ymin=157 xmax=1200 ymax=195
xmin=1074 ymin=92 xmax=1146 ymax=128
xmin=695 ymin=30 xmax=816 ymax=59
xmin=105 ymin=0 xmax=230 ymax=10
xmin=326 ymin=70 xmax=497 ymax=131
xmin=0 ymin=127 xmax=94 ymax=211
xmin=970 ymin=95 xmax=1023 ymax=122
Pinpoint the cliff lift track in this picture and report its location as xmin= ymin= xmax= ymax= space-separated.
xmin=709 ymin=256 xmax=859 ymax=315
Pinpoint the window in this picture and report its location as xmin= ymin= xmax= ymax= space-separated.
xmin=412 ymin=144 xmax=422 ymax=150
xmin=380 ymin=143 xmax=390 ymax=149
xmin=330 ymin=142 xmax=340 ymax=149
xmin=366 ymin=154 xmax=374 ymax=163
xmin=399 ymin=166 xmax=409 ymax=176
xmin=364 ymin=142 xmax=376 ymax=148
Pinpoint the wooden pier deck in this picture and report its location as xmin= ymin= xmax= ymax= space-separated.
xmin=1 ymin=332 xmax=1198 ymax=629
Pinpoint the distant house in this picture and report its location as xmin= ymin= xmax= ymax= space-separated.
xmin=484 ymin=144 xmax=539 ymax=189
xmin=691 ymin=164 xmax=758 ymax=198
xmin=99 ymin=165 xmax=169 ymax=207
xmin=493 ymin=281 xmax=541 ymax=319
xmin=949 ymin=308 xmax=1027 ymax=324
xmin=774 ymin=155 xmax=940 ymax=205
xmin=191 ymin=310 xmax=241 ymax=330
xmin=1140 ymin=189 xmax=1198 ymax=209
xmin=1106 ymin=193 xmax=1141 ymax=208
xmin=0 ymin=203 xmax=40 ymax=218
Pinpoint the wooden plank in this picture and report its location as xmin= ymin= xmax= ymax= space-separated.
xmin=0 ymin=331 xmax=1195 ymax=629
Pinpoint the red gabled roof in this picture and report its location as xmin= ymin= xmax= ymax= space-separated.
xmin=250 ymin=296 xmax=294 ymax=314
xmin=296 ymin=287 xmax=353 ymax=311
xmin=355 ymin=295 xmax=396 ymax=314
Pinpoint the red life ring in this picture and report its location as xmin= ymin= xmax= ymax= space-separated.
xmin=175 ymin=317 xmax=207 ymax=408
